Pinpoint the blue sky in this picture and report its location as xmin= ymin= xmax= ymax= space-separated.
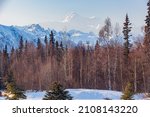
xmin=0 ymin=0 xmax=148 ymax=29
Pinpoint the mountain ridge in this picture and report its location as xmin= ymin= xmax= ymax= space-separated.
xmin=0 ymin=24 xmax=98 ymax=51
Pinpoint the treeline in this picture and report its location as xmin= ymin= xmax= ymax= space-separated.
xmin=0 ymin=30 xmax=148 ymax=92
xmin=0 ymin=1 xmax=150 ymax=93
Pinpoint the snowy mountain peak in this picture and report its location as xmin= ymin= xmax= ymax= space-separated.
xmin=0 ymin=24 xmax=98 ymax=51
xmin=63 ymin=12 xmax=80 ymax=23
xmin=26 ymin=24 xmax=44 ymax=31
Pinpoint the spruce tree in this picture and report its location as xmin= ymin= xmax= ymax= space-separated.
xmin=144 ymin=0 xmax=150 ymax=94
xmin=144 ymin=0 xmax=150 ymax=47
xmin=0 ymin=51 xmax=3 ymax=90
xmin=143 ymin=0 xmax=150 ymax=58
xmin=44 ymin=35 xmax=48 ymax=46
xmin=121 ymin=82 xmax=134 ymax=100
xmin=37 ymin=38 xmax=42 ymax=50
xmin=5 ymin=71 xmax=26 ymax=100
xmin=50 ymin=31 xmax=55 ymax=48
xmin=60 ymin=41 xmax=64 ymax=50
xmin=43 ymin=82 xmax=72 ymax=100
xmin=19 ymin=37 xmax=24 ymax=56
xmin=3 ymin=45 xmax=9 ymax=79
xmin=49 ymin=31 xmax=56 ymax=57
xmin=122 ymin=14 xmax=132 ymax=63
xmin=122 ymin=14 xmax=133 ymax=91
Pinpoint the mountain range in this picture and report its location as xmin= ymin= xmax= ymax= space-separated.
xmin=0 ymin=12 xmax=143 ymax=51
xmin=0 ymin=24 xmax=98 ymax=51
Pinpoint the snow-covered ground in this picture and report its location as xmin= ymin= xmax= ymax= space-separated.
xmin=0 ymin=89 xmax=148 ymax=100
xmin=26 ymin=89 xmax=147 ymax=100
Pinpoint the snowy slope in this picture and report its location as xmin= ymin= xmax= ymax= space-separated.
xmin=0 ymin=89 xmax=147 ymax=100
xmin=5 ymin=89 xmax=145 ymax=100
xmin=0 ymin=24 xmax=98 ymax=50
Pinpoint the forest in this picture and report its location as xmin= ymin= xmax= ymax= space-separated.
xmin=0 ymin=1 xmax=150 ymax=96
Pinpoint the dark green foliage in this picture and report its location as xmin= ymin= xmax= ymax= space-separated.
xmin=60 ymin=41 xmax=64 ymax=50
xmin=55 ymin=41 xmax=59 ymax=50
xmin=44 ymin=35 xmax=48 ymax=45
xmin=144 ymin=0 xmax=150 ymax=58
xmin=43 ymin=82 xmax=72 ymax=100
xmin=145 ymin=0 xmax=150 ymax=35
xmin=5 ymin=71 xmax=26 ymax=100
xmin=37 ymin=38 xmax=42 ymax=50
xmin=5 ymin=82 xmax=26 ymax=100
xmin=122 ymin=14 xmax=132 ymax=63
xmin=121 ymin=82 xmax=134 ymax=100
xmin=2 ymin=45 xmax=9 ymax=79
xmin=144 ymin=0 xmax=150 ymax=94
xmin=50 ymin=31 xmax=55 ymax=48
xmin=25 ymin=40 xmax=28 ymax=53
xmin=19 ymin=37 xmax=24 ymax=56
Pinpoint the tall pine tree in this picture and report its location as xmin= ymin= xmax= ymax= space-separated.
xmin=122 ymin=14 xmax=133 ymax=91
xmin=19 ymin=36 xmax=24 ymax=56
xmin=144 ymin=0 xmax=150 ymax=94
xmin=123 ymin=14 xmax=132 ymax=64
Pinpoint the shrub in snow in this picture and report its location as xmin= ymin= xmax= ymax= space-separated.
xmin=121 ymin=82 xmax=134 ymax=100
xmin=43 ymin=82 xmax=72 ymax=100
xmin=5 ymin=82 xmax=26 ymax=100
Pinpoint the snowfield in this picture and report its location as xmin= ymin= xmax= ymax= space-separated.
xmin=0 ymin=89 xmax=147 ymax=100
xmin=25 ymin=89 xmax=147 ymax=100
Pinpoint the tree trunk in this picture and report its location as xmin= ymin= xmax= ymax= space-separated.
xmin=134 ymin=57 xmax=137 ymax=93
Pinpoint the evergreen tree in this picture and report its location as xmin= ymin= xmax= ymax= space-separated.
xmin=121 ymin=82 xmax=134 ymax=100
xmin=10 ymin=47 xmax=15 ymax=64
xmin=122 ymin=14 xmax=132 ymax=63
xmin=0 ymin=51 xmax=3 ymax=90
xmin=5 ymin=71 xmax=26 ymax=100
xmin=60 ymin=41 xmax=64 ymax=50
xmin=37 ymin=38 xmax=42 ymax=50
xmin=144 ymin=0 xmax=150 ymax=46
xmin=55 ymin=41 xmax=59 ymax=50
xmin=43 ymin=82 xmax=72 ymax=100
xmin=49 ymin=31 xmax=55 ymax=56
xmin=3 ymin=45 xmax=9 ymax=79
xmin=50 ymin=31 xmax=55 ymax=48
xmin=144 ymin=0 xmax=150 ymax=93
xmin=19 ymin=36 xmax=24 ymax=56
xmin=44 ymin=35 xmax=48 ymax=45
xmin=143 ymin=0 xmax=150 ymax=60
xmin=25 ymin=40 xmax=28 ymax=54
xmin=122 ymin=14 xmax=132 ymax=90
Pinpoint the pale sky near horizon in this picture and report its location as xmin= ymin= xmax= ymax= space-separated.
xmin=0 ymin=0 xmax=148 ymax=31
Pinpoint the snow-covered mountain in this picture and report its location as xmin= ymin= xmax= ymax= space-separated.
xmin=0 ymin=24 xmax=98 ymax=51
xmin=40 ymin=12 xmax=101 ymax=34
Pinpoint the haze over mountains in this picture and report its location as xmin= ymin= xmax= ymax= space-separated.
xmin=40 ymin=12 xmax=102 ymax=34
xmin=0 ymin=12 xmax=144 ymax=51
